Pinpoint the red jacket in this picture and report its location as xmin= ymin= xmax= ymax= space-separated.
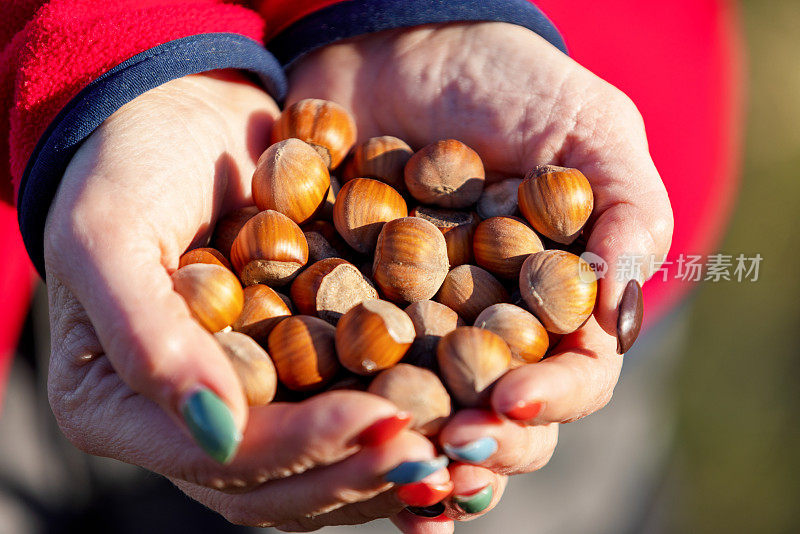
xmin=0 ymin=0 xmax=743 ymax=404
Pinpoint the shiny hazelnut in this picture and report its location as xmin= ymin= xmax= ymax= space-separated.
xmin=271 ymin=98 xmax=356 ymax=169
xmin=171 ymin=263 xmax=243 ymax=332
xmin=212 ymin=206 xmax=259 ymax=259
xmin=179 ymin=247 xmax=232 ymax=270
xmin=252 ymin=139 xmax=331 ymax=225
xmin=232 ymin=284 xmax=292 ymax=345
xmin=333 ymin=178 xmax=408 ymax=253
xmin=214 ymin=331 xmax=277 ymax=406
xmin=368 ymin=363 xmax=451 ymax=436
xmin=404 ymin=139 xmax=485 ymax=208
xmin=335 ymin=300 xmax=415 ymax=375
xmin=519 ymin=250 xmax=597 ymax=334
xmin=344 ymin=136 xmax=413 ymax=189
xmin=477 ymin=178 xmax=522 ymax=219
xmin=404 ymin=300 xmax=464 ymax=370
xmin=518 ymin=165 xmax=594 ymax=244
xmin=473 ymin=216 xmax=544 ymax=279
xmin=267 ymin=315 xmax=339 ymax=391
xmin=437 ymin=327 xmax=511 ymax=407
xmin=372 ymin=217 xmax=449 ymax=303
xmin=435 ymin=265 xmax=509 ymax=323
xmin=230 ymin=209 xmax=309 ymax=286
xmin=290 ymin=258 xmax=379 ymax=324
xmin=410 ymin=206 xmax=479 ymax=267
xmin=474 ymin=303 xmax=549 ymax=364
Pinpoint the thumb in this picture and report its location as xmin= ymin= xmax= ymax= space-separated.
xmin=45 ymin=205 xmax=248 ymax=465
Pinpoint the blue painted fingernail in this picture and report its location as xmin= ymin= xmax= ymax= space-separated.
xmin=181 ymin=388 xmax=242 ymax=464
xmin=443 ymin=436 xmax=498 ymax=463
xmin=385 ymin=455 xmax=449 ymax=484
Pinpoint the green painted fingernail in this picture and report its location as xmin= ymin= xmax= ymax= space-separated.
xmin=182 ymin=388 xmax=241 ymax=464
xmin=453 ymin=485 xmax=493 ymax=514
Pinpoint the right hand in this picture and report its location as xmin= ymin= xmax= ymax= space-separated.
xmin=44 ymin=71 xmax=449 ymax=530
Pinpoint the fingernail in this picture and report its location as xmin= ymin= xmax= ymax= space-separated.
xmin=407 ymin=502 xmax=446 ymax=518
xmin=502 ymin=400 xmax=544 ymax=422
xmin=397 ymin=481 xmax=454 ymax=507
xmin=385 ymin=456 xmax=449 ymax=485
xmin=181 ymin=388 xmax=241 ymax=464
xmin=617 ymin=279 xmax=643 ymax=354
xmin=354 ymin=412 xmax=412 ymax=447
xmin=443 ymin=436 xmax=498 ymax=463
xmin=453 ymin=485 xmax=494 ymax=514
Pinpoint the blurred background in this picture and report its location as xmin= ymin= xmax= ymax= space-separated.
xmin=1 ymin=1 xmax=798 ymax=533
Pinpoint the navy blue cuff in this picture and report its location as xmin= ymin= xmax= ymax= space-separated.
xmin=268 ymin=0 xmax=566 ymax=66
xmin=18 ymin=33 xmax=288 ymax=277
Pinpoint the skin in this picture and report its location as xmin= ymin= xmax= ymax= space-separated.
xmin=44 ymin=22 xmax=672 ymax=532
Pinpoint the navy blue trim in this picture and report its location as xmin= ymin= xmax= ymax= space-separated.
xmin=18 ymin=33 xmax=287 ymax=276
xmin=269 ymin=0 xmax=567 ymax=66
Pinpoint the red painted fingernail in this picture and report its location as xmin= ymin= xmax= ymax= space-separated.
xmin=354 ymin=412 xmax=412 ymax=447
xmin=397 ymin=481 xmax=454 ymax=507
xmin=503 ymin=401 xmax=543 ymax=422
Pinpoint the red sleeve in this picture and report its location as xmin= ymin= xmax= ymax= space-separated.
xmin=0 ymin=0 xmax=266 ymax=205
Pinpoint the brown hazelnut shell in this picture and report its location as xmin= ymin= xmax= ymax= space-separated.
xmin=290 ymin=258 xmax=379 ymax=324
xmin=403 ymin=300 xmax=464 ymax=370
xmin=267 ymin=315 xmax=339 ymax=391
xmin=410 ymin=207 xmax=479 ymax=267
xmin=335 ymin=300 xmax=415 ymax=375
xmin=477 ymin=178 xmax=522 ymax=219
xmin=473 ymin=216 xmax=544 ymax=279
xmin=435 ymin=265 xmax=509 ymax=323
xmin=474 ymin=303 xmax=549 ymax=364
xmin=437 ymin=326 xmax=511 ymax=407
xmin=344 ymin=136 xmax=413 ymax=189
xmin=270 ymin=98 xmax=356 ymax=169
xmin=252 ymin=139 xmax=331 ymax=225
xmin=212 ymin=206 xmax=259 ymax=259
xmin=518 ymin=165 xmax=594 ymax=244
xmin=230 ymin=210 xmax=309 ymax=286
xmin=179 ymin=247 xmax=232 ymax=270
xmin=333 ymin=178 xmax=408 ymax=254
xmin=171 ymin=263 xmax=243 ymax=332
xmin=232 ymin=284 xmax=292 ymax=345
xmin=404 ymin=139 xmax=485 ymax=208
xmin=214 ymin=331 xmax=277 ymax=406
xmin=372 ymin=217 xmax=450 ymax=304
xmin=519 ymin=250 xmax=597 ymax=334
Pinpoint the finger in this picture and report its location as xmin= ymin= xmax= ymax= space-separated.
xmin=46 ymin=306 xmax=413 ymax=490
xmin=393 ymin=511 xmax=454 ymax=534
xmin=491 ymin=317 xmax=622 ymax=425
xmin=444 ymin=464 xmax=507 ymax=520
xmin=439 ymin=410 xmax=558 ymax=475
xmin=173 ymin=430 xmax=448 ymax=527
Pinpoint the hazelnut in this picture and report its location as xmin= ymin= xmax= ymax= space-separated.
xmin=214 ymin=331 xmax=277 ymax=406
xmin=211 ymin=206 xmax=258 ymax=259
xmin=372 ymin=217 xmax=449 ymax=303
xmin=518 ymin=165 xmax=593 ymax=244
xmin=519 ymin=250 xmax=597 ymax=334
xmin=437 ymin=327 xmax=511 ymax=407
xmin=290 ymin=258 xmax=379 ymax=324
xmin=318 ymin=174 xmax=341 ymax=221
xmin=335 ymin=300 xmax=415 ymax=375
xmin=271 ymin=98 xmax=356 ymax=169
xmin=477 ymin=178 xmax=522 ymax=219
xmin=404 ymin=300 xmax=464 ymax=370
xmin=344 ymin=136 xmax=413 ymax=189
xmin=474 ymin=303 xmax=549 ymax=364
xmin=435 ymin=265 xmax=509 ymax=323
xmin=267 ymin=315 xmax=339 ymax=391
xmin=404 ymin=139 xmax=485 ymax=208
xmin=232 ymin=284 xmax=292 ymax=345
xmin=179 ymin=247 xmax=232 ymax=270
xmin=473 ymin=216 xmax=544 ymax=279
xmin=230 ymin=210 xmax=309 ymax=286
xmin=368 ymin=363 xmax=451 ymax=436
xmin=301 ymin=220 xmax=350 ymax=262
xmin=252 ymin=139 xmax=331 ymax=225
xmin=333 ymin=178 xmax=408 ymax=254
xmin=410 ymin=206 xmax=479 ymax=267
xmin=171 ymin=263 xmax=243 ymax=332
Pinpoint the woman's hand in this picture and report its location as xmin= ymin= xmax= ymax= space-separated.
xmin=44 ymin=71 xmax=451 ymax=530
xmin=285 ymin=21 xmax=673 ymax=529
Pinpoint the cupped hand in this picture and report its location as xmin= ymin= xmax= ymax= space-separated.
xmin=44 ymin=71 xmax=450 ymax=530
xmin=285 ymin=21 xmax=673 ymax=528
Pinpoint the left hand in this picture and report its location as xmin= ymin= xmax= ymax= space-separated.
xmin=284 ymin=21 xmax=673 ymax=532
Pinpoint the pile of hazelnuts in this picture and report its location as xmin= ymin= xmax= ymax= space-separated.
xmin=171 ymin=98 xmax=598 ymax=434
